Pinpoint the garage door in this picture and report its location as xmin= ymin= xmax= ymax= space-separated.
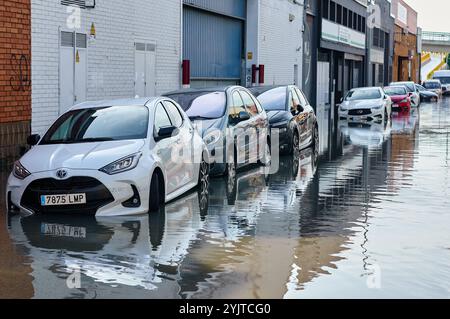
xmin=183 ymin=0 xmax=246 ymax=87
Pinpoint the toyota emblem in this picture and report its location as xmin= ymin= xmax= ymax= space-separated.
xmin=56 ymin=169 xmax=68 ymax=179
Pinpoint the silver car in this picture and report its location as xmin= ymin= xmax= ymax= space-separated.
xmin=338 ymin=87 xmax=392 ymax=123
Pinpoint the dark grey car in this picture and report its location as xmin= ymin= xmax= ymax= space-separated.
xmin=164 ymin=86 xmax=271 ymax=177
xmin=248 ymin=85 xmax=319 ymax=155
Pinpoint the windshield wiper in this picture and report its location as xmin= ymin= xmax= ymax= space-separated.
xmin=75 ymin=137 xmax=116 ymax=143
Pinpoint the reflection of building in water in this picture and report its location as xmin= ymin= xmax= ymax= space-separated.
xmin=387 ymin=111 xmax=419 ymax=193
xmin=289 ymin=136 xmax=392 ymax=292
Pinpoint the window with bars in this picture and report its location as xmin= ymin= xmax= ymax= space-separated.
xmin=61 ymin=0 xmax=95 ymax=9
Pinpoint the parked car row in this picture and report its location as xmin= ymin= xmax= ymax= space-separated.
xmin=338 ymin=79 xmax=443 ymax=124
xmin=6 ymin=85 xmax=318 ymax=218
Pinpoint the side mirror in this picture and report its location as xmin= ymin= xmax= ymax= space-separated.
xmin=27 ymin=134 xmax=41 ymax=146
xmin=155 ymin=126 xmax=179 ymax=142
xmin=340 ymin=97 xmax=344 ymax=103
xmin=297 ymin=104 xmax=304 ymax=114
xmin=238 ymin=111 xmax=251 ymax=122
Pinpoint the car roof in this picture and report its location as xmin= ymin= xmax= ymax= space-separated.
xmin=164 ymin=85 xmax=241 ymax=96
xmin=71 ymin=97 xmax=159 ymax=110
xmin=424 ymin=79 xmax=440 ymax=82
xmin=351 ymin=86 xmax=382 ymax=90
xmin=247 ymin=85 xmax=291 ymax=95
xmin=391 ymin=81 xmax=414 ymax=84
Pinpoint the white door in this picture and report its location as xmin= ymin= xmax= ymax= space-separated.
xmin=60 ymin=46 xmax=75 ymax=114
xmin=135 ymin=43 xmax=156 ymax=97
xmin=60 ymin=32 xmax=87 ymax=115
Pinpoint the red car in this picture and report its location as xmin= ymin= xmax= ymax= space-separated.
xmin=384 ymin=86 xmax=411 ymax=112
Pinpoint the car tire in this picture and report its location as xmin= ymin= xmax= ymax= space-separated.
xmin=260 ymin=138 xmax=271 ymax=167
xmin=149 ymin=172 xmax=162 ymax=212
xmin=292 ymin=130 xmax=300 ymax=155
xmin=312 ymin=125 xmax=319 ymax=152
xmin=226 ymin=145 xmax=237 ymax=179
xmin=198 ymin=153 xmax=210 ymax=195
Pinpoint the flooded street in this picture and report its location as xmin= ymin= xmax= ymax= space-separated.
xmin=1 ymin=100 xmax=450 ymax=299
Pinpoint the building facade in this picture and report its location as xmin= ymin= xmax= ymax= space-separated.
xmin=31 ymin=0 xmax=182 ymax=134
xmin=183 ymin=0 xmax=304 ymax=88
xmin=390 ymin=0 xmax=419 ymax=83
xmin=317 ymin=0 xmax=369 ymax=108
xmin=366 ymin=0 xmax=395 ymax=87
xmin=0 ymin=0 xmax=32 ymax=168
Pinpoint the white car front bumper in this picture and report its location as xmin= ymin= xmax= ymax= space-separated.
xmin=6 ymin=166 xmax=153 ymax=217
xmin=338 ymin=107 xmax=384 ymax=121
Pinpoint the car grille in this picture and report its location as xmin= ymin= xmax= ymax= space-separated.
xmin=348 ymin=109 xmax=372 ymax=116
xmin=21 ymin=177 xmax=114 ymax=215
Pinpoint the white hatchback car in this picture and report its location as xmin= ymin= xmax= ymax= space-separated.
xmin=6 ymin=98 xmax=209 ymax=217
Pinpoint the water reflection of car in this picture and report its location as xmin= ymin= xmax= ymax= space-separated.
xmin=339 ymin=120 xmax=390 ymax=148
xmin=384 ymin=86 xmax=411 ymax=112
xmin=8 ymin=187 xmax=209 ymax=298
xmin=338 ymin=87 xmax=392 ymax=123
xmin=6 ymin=98 xmax=209 ymax=217
xmin=248 ymin=85 xmax=319 ymax=155
xmin=164 ymin=87 xmax=271 ymax=177
xmin=415 ymin=84 xmax=439 ymax=103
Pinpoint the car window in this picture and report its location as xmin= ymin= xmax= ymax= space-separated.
xmin=166 ymin=91 xmax=226 ymax=119
xmin=240 ymin=91 xmax=259 ymax=117
xmin=345 ymin=88 xmax=382 ymax=101
xmin=290 ymin=88 xmax=302 ymax=114
xmin=41 ymin=106 xmax=149 ymax=145
xmin=163 ymin=101 xmax=183 ymax=128
xmin=295 ymin=88 xmax=309 ymax=107
xmin=229 ymin=91 xmax=249 ymax=124
xmin=252 ymin=87 xmax=287 ymax=111
xmin=154 ymin=102 xmax=172 ymax=133
xmin=384 ymin=87 xmax=407 ymax=96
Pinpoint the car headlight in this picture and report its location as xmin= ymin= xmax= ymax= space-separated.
xmin=401 ymin=98 xmax=408 ymax=103
xmin=203 ymin=130 xmax=222 ymax=146
xmin=99 ymin=152 xmax=142 ymax=175
xmin=372 ymin=105 xmax=383 ymax=110
xmin=339 ymin=106 xmax=348 ymax=111
xmin=13 ymin=161 xmax=31 ymax=180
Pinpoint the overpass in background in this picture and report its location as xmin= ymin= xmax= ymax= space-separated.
xmin=422 ymin=31 xmax=450 ymax=54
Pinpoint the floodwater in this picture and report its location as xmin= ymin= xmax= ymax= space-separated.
xmin=1 ymin=100 xmax=449 ymax=299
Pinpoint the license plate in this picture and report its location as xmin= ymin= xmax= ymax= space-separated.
xmin=40 ymin=194 xmax=86 ymax=206
xmin=41 ymin=223 xmax=87 ymax=238
xmin=393 ymin=104 xmax=399 ymax=108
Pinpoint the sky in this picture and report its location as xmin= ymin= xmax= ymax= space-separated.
xmin=405 ymin=0 xmax=450 ymax=32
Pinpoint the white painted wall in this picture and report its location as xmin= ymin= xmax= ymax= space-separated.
xmin=257 ymin=0 xmax=304 ymax=87
xmin=31 ymin=0 xmax=182 ymax=134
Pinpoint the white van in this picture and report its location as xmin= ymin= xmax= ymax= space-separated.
xmin=433 ymin=70 xmax=450 ymax=95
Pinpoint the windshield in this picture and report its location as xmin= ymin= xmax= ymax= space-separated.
xmin=392 ymin=82 xmax=415 ymax=93
xmin=345 ymin=88 xmax=382 ymax=101
xmin=41 ymin=106 xmax=149 ymax=145
xmin=251 ymin=87 xmax=287 ymax=111
xmin=167 ymin=92 xmax=226 ymax=119
xmin=434 ymin=77 xmax=450 ymax=85
xmin=384 ymin=87 xmax=407 ymax=96
xmin=424 ymin=82 xmax=441 ymax=89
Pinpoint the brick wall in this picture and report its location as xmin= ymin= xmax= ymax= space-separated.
xmin=0 ymin=0 xmax=32 ymax=124
xmin=32 ymin=0 xmax=182 ymax=134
